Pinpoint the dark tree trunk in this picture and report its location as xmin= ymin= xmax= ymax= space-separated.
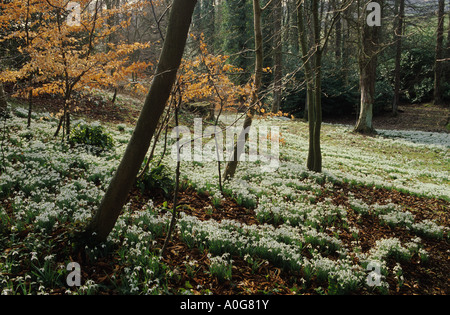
xmin=298 ymin=0 xmax=322 ymax=173
xmin=0 ymin=83 xmax=8 ymax=116
xmin=272 ymin=0 xmax=282 ymax=113
xmin=83 ymin=0 xmax=198 ymax=244
xmin=434 ymin=0 xmax=445 ymax=105
xmin=392 ymin=0 xmax=404 ymax=116
xmin=223 ymin=0 xmax=263 ymax=181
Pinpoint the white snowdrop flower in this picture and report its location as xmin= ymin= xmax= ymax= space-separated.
xmin=31 ymin=252 xmax=38 ymax=261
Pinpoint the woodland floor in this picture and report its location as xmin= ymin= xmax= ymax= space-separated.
xmin=124 ymin=184 xmax=449 ymax=295
xmin=83 ymin=96 xmax=448 ymax=295
xmin=10 ymin=180 xmax=449 ymax=295
xmin=19 ymin=91 xmax=450 ymax=133
xmin=3 ymin=93 xmax=449 ymax=295
xmin=324 ymin=103 xmax=450 ymax=133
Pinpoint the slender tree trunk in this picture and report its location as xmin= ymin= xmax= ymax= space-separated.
xmin=354 ymin=0 xmax=381 ymax=134
xmin=161 ymin=96 xmax=181 ymax=257
xmin=111 ymin=88 xmax=117 ymax=104
xmin=297 ymin=0 xmax=314 ymax=124
xmin=309 ymin=54 xmax=322 ymax=173
xmin=309 ymin=0 xmax=322 ymax=173
xmin=298 ymin=0 xmax=322 ymax=173
xmin=342 ymin=5 xmax=351 ymax=85
xmin=83 ymin=0 xmax=198 ymax=244
xmin=334 ymin=0 xmax=342 ymax=62
xmin=445 ymin=6 xmax=450 ymax=85
xmin=27 ymin=89 xmax=32 ymax=128
xmin=433 ymin=0 xmax=445 ymax=106
xmin=272 ymin=0 xmax=282 ymax=113
xmin=223 ymin=0 xmax=263 ymax=181
xmin=392 ymin=0 xmax=405 ymax=116
xmin=25 ymin=1 xmax=32 ymax=127
xmin=356 ymin=66 xmax=375 ymax=133
xmin=0 ymin=83 xmax=7 ymax=116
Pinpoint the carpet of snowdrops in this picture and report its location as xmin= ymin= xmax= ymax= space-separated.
xmin=0 ymin=107 xmax=449 ymax=295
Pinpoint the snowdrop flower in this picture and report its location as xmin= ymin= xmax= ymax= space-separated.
xmin=31 ymin=252 xmax=38 ymax=261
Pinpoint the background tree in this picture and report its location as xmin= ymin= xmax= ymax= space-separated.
xmin=354 ymin=0 xmax=383 ymax=134
xmin=180 ymin=34 xmax=250 ymax=113
xmin=0 ymin=83 xmax=7 ymax=116
xmin=223 ymin=0 xmax=265 ymax=181
xmin=192 ymin=0 xmax=216 ymax=52
xmin=392 ymin=0 xmax=405 ymax=116
xmin=272 ymin=0 xmax=283 ymax=113
xmin=0 ymin=0 xmax=150 ymax=137
xmin=433 ymin=0 xmax=445 ymax=105
xmin=297 ymin=0 xmax=319 ymax=171
xmin=218 ymin=0 xmax=254 ymax=85
xmin=446 ymin=2 xmax=450 ymax=85
xmin=297 ymin=0 xmax=348 ymax=172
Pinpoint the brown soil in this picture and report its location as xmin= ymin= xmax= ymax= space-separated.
xmin=17 ymin=92 xmax=142 ymax=125
xmin=18 ymin=91 xmax=450 ymax=133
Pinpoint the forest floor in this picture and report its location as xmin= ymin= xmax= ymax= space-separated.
xmin=323 ymin=103 xmax=450 ymax=133
xmin=19 ymin=91 xmax=450 ymax=133
xmin=128 ymin=184 xmax=449 ymax=295
xmin=1 ymin=93 xmax=449 ymax=295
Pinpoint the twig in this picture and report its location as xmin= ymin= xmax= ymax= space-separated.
xmin=160 ymin=85 xmax=182 ymax=258
xmin=136 ymin=91 xmax=175 ymax=180
xmin=150 ymin=0 xmax=165 ymax=41
xmin=0 ymin=105 xmax=9 ymax=174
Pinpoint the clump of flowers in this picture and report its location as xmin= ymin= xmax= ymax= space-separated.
xmin=208 ymin=253 xmax=233 ymax=282
xmin=411 ymin=220 xmax=445 ymax=240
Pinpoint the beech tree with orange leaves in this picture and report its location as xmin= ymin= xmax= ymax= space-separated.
xmin=0 ymin=0 xmax=151 ymax=137
xmin=180 ymin=34 xmax=252 ymax=117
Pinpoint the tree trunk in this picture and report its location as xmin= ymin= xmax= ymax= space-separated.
xmin=334 ymin=0 xmax=342 ymax=62
xmin=342 ymin=5 xmax=351 ymax=85
xmin=446 ymin=5 xmax=450 ymax=85
xmin=354 ymin=1 xmax=381 ymax=134
xmin=83 ymin=0 xmax=198 ymax=244
xmin=392 ymin=0 xmax=404 ymax=116
xmin=433 ymin=0 xmax=445 ymax=106
xmin=298 ymin=0 xmax=322 ymax=173
xmin=27 ymin=89 xmax=32 ymax=128
xmin=272 ymin=0 xmax=282 ymax=113
xmin=309 ymin=0 xmax=322 ymax=173
xmin=0 ymin=83 xmax=8 ymax=116
xmin=223 ymin=0 xmax=263 ymax=181
xmin=297 ymin=0 xmax=314 ymax=123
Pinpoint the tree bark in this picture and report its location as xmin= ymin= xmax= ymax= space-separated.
xmin=446 ymin=5 xmax=450 ymax=85
xmin=0 ymin=83 xmax=8 ymax=116
xmin=223 ymin=0 xmax=263 ymax=181
xmin=298 ymin=0 xmax=322 ymax=173
xmin=334 ymin=0 xmax=342 ymax=62
xmin=83 ymin=0 xmax=198 ymax=244
xmin=354 ymin=0 xmax=381 ymax=134
xmin=309 ymin=0 xmax=322 ymax=173
xmin=27 ymin=89 xmax=32 ymax=128
xmin=342 ymin=4 xmax=351 ymax=85
xmin=433 ymin=0 xmax=445 ymax=106
xmin=392 ymin=0 xmax=404 ymax=116
xmin=272 ymin=0 xmax=282 ymax=113
xmin=297 ymin=0 xmax=314 ymax=123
